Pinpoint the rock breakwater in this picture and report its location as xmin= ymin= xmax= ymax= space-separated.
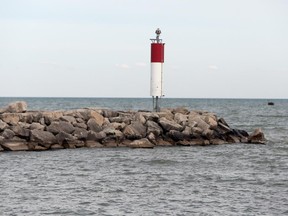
xmin=0 ymin=101 xmax=266 ymax=151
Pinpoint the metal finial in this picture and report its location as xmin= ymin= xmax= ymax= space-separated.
xmin=155 ymin=28 xmax=161 ymax=36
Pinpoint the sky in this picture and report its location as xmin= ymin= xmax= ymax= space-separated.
xmin=0 ymin=0 xmax=287 ymax=98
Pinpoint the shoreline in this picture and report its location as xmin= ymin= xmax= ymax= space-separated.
xmin=0 ymin=102 xmax=266 ymax=152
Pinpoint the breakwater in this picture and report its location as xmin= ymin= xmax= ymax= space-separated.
xmin=0 ymin=101 xmax=265 ymax=151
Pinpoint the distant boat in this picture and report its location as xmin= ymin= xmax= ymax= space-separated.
xmin=268 ymin=102 xmax=274 ymax=106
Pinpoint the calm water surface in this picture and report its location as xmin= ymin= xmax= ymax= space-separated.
xmin=0 ymin=98 xmax=287 ymax=215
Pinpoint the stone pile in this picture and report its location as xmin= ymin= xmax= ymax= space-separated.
xmin=0 ymin=101 xmax=266 ymax=151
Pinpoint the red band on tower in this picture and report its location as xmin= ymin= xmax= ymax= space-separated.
xmin=151 ymin=43 xmax=165 ymax=63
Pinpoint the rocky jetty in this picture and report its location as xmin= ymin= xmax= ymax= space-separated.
xmin=0 ymin=101 xmax=266 ymax=152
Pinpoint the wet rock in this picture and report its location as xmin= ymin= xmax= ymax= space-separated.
xmin=167 ymin=130 xmax=187 ymax=141
xmin=50 ymin=144 xmax=64 ymax=150
xmin=1 ymin=141 xmax=29 ymax=151
xmin=210 ymin=139 xmax=228 ymax=145
xmin=248 ymin=128 xmax=266 ymax=144
xmin=30 ymin=129 xmax=57 ymax=144
xmin=159 ymin=117 xmax=183 ymax=132
xmin=128 ymin=138 xmax=154 ymax=148
xmin=85 ymin=140 xmax=103 ymax=148
xmin=5 ymin=101 xmax=27 ymax=113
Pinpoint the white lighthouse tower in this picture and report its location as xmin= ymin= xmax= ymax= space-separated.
xmin=150 ymin=28 xmax=165 ymax=112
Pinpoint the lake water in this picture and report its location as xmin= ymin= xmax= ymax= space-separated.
xmin=0 ymin=98 xmax=287 ymax=215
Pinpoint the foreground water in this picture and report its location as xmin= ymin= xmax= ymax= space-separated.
xmin=0 ymin=98 xmax=288 ymax=215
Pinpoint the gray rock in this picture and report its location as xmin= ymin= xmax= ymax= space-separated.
xmin=30 ymin=129 xmax=57 ymax=144
xmin=43 ymin=111 xmax=63 ymax=125
xmin=73 ymin=127 xmax=88 ymax=140
xmin=30 ymin=122 xmax=45 ymax=130
xmin=102 ymin=110 xmax=119 ymax=118
xmin=60 ymin=116 xmax=77 ymax=124
xmin=188 ymin=115 xmax=209 ymax=131
xmin=2 ymin=129 xmax=15 ymax=139
xmin=172 ymin=107 xmax=189 ymax=115
xmin=167 ymin=130 xmax=190 ymax=141
xmin=5 ymin=101 xmax=27 ymax=113
xmin=87 ymin=118 xmax=102 ymax=132
xmin=87 ymin=131 xmax=106 ymax=141
xmin=109 ymin=116 xmax=131 ymax=124
xmin=47 ymin=121 xmax=75 ymax=135
xmin=159 ymin=117 xmax=183 ymax=132
xmin=108 ymin=122 xmax=126 ymax=130
xmin=0 ymin=120 xmax=8 ymax=131
xmin=128 ymin=138 xmax=154 ymax=148
xmin=56 ymin=131 xmax=76 ymax=144
xmin=146 ymin=120 xmax=163 ymax=136
xmin=1 ymin=142 xmax=29 ymax=151
xmin=73 ymin=122 xmax=87 ymax=129
xmin=11 ymin=125 xmax=30 ymax=137
xmin=174 ymin=113 xmax=188 ymax=126
xmin=123 ymin=121 xmax=146 ymax=140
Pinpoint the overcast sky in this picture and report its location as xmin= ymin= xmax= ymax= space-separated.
xmin=0 ymin=0 xmax=287 ymax=98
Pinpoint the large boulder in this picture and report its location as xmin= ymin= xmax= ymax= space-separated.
xmin=146 ymin=120 xmax=163 ymax=136
xmin=87 ymin=131 xmax=106 ymax=141
xmin=42 ymin=111 xmax=63 ymax=125
xmin=30 ymin=129 xmax=57 ymax=144
xmin=159 ymin=117 xmax=183 ymax=132
xmin=11 ymin=125 xmax=30 ymax=137
xmin=47 ymin=121 xmax=75 ymax=135
xmin=0 ymin=119 xmax=8 ymax=131
xmin=60 ymin=115 xmax=77 ymax=124
xmin=56 ymin=131 xmax=76 ymax=144
xmin=123 ymin=121 xmax=146 ymax=140
xmin=0 ymin=113 xmax=20 ymax=125
xmin=2 ymin=129 xmax=15 ymax=139
xmin=5 ymin=101 xmax=27 ymax=113
xmin=87 ymin=118 xmax=102 ymax=132
xmin=73 ymin=127 xmax=88 ymax=140
xmin=248 ymin=128 xmax=266 ymax=144
xmin=174 ymin=113 xmax=188 ymax=126
xmin=1 ymin=142 xmax=29 ymax=151
xmin=188 ymin=115 xmax=210 ymax=131
xmin=89 ymin=110 xmax=104 ymax=126
xmin=128 ymin=138 xmax=154 ymax=148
